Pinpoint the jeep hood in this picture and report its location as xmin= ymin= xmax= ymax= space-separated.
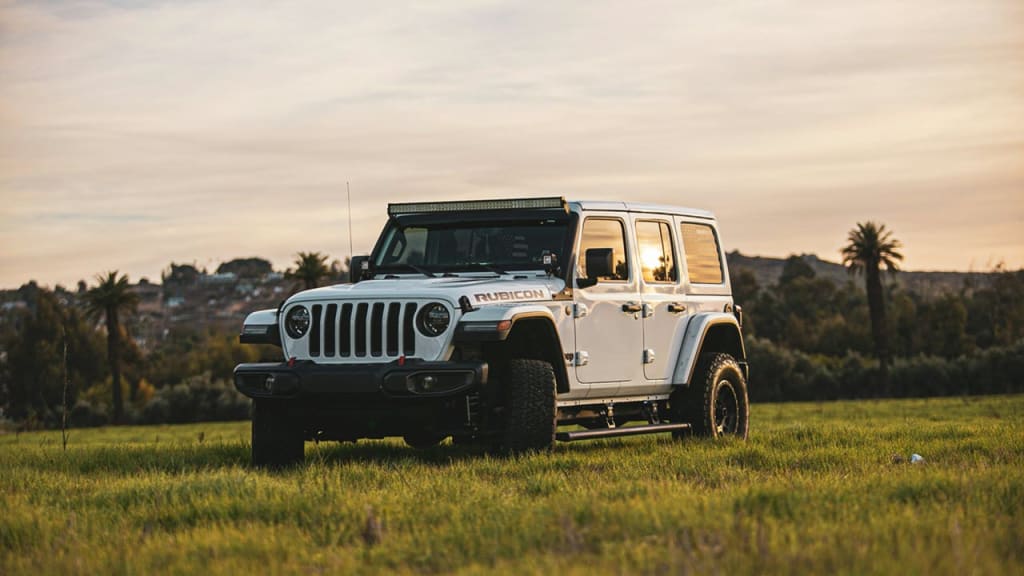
xmin=286 ymin=275 xmax=567 ymax=306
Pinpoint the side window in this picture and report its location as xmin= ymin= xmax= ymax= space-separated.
xmin=635 ymin=220 xmax=677 ymax=283
xmin=680 ymin=223 xmax=723 ymax=284
xmin=579 ymin=218 xmax=629 ymax=281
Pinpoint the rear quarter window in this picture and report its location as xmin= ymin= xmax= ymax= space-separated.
xmin=680 ymin=223 xmax=723 ymax=284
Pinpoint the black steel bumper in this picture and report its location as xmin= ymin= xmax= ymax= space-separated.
xmin=233 ymin=359 xmax=488 ymax=400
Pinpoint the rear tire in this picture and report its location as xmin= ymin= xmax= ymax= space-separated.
xmin=671 ymin=353 xmax=749 ymax=439
xmin=501 ymin=359 xmax=557 ymax=453
xmin=252 ymin=399 xmax=305 ymax=468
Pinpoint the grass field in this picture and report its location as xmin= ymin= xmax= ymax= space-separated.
xmin=2 ymin=395 xmax=1022 ymax=575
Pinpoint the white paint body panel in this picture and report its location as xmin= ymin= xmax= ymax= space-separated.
xmin=242 ymin=308 xmax=278 ymax=327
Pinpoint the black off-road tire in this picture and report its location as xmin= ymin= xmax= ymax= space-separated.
xmin=251 ymin=399 xmax=305 ymax=468
xmin=501 ymin=359 xmax=557 ymax=454
xmin=671 ymin=353 xmax=749 ymax=439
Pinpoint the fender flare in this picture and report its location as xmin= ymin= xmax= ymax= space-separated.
xmin=671 ymin=312 xmax=746 ymax=387
xmin=454 ymin=305 xmax=571 ymax=393
xmin=239 ymin=308 xmax=282 ymax=346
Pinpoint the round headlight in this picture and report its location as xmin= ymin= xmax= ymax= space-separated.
xmin=285 ymin=306 xmax=311 ymax=339
xmin=417 ymin=303 xmax=450 ymax=336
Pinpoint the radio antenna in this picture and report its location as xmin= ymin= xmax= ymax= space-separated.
xmin=347 ymin=181 xmax=354 ymax=265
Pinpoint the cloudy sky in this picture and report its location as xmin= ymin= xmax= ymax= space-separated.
xmin=1 ymin=0 xmax=1022 ymax=288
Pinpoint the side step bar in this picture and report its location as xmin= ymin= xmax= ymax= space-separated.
xmin=556 ymin=423 xmax=691 ymax=442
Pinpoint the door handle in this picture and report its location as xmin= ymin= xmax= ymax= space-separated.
xmin=667 ymin=303 xmax=687 ymax=313
xmin=622 ymin=302 xmax=642 ymax=313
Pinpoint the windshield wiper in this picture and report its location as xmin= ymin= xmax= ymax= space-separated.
xmin=459 ymin=263 xmax=509 ymax=275
xmin=377 ymin=263 xmax=436 ymax=278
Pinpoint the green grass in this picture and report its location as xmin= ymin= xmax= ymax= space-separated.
xmin=2 ymin=395 xmax=1022 ymax=575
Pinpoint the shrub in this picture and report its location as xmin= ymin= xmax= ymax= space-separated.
xmin=69 ymin=400 xmax=109 ymax=428
xmin=745 ymin=338 xmax=1024 ymax=402
xmin=139 ymin=373 xmax=250 ymax=425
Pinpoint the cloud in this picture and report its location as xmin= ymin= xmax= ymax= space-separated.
xmin=1 ymin=0 xmax=1022 ymax=287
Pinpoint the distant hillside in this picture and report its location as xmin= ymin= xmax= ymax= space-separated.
xmin=726 ymin=251 xmax=995 ymax=297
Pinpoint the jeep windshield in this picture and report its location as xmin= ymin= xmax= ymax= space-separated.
xmin=373 ymin=218 xmax=570 ymax=276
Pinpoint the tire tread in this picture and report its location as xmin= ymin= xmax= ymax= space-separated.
xmin=502 ymin=358 xmax=557 ymax=453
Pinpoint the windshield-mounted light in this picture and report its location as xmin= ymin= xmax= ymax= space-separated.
xmin=388 ymin=197 xmax=566 ymax=216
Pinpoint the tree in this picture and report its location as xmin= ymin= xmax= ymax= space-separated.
xmin=287 ymin=252 xmax=331 ymax=290
xmin=82 ymin=272 xmax=139 ymax=424
xmin=217 ymin=257 xmax=273 ymax=279
xmin=2 ymin=285 xmax=106 ymax=425
xmin=329 ymin=256 xmax=351 ymax=283
xmin=965 ymin=267 xmax=1024 ymax=349
xmin=841 ymin=222 xmax=903 ymax=379
xmin=779 ymin=255 xmax=816 ymax=285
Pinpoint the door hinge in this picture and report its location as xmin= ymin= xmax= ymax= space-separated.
xmin=573 ymin=303 xmax=589 ymax=318
xmin=643 ymin=349 xmax=656 ymax=364
xmin=642 ymin=303 xmax=654 ymax=318
xmin=574 ymin=351 xmax=590 ymax=367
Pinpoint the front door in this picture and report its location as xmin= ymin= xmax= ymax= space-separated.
xmin=573 ymin=215 xmax=643 ymax=398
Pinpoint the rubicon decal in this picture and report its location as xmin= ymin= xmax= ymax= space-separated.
xmin=473 ymin=289 xmax=548 ymax=303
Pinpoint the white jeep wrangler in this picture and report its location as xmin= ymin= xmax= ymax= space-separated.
xmin=235 ymin=197 xmax=748 ymax=467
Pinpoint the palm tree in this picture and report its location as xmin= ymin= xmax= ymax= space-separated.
xmin=82 ymin=271 xmax=139 ymax=424
xmin=841 ymin=222 xmax=904 ymax=378
xmin=287 ymin=252 xmax=331 ymax=290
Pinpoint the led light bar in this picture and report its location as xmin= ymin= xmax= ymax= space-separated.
xmin=388 ymin=197 xmax=567 ymax=216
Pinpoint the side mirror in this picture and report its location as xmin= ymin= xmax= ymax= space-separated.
xmin=349 ymin=256 xmax=371 ymax=283
xmin=576 ymin=248 xmax=613 ymax=288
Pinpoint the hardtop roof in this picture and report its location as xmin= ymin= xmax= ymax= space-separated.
xmin=570 ymin=200 xmax=715 ymax=220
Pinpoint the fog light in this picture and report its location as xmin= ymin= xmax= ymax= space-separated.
xmin=421 ymin=375 xmax=437 ymax=391
xmin=264 ymin=374 xmax=276 ymax=391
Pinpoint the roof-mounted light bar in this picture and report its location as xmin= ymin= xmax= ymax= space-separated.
xmin=388 ymin=197 xmax=567 ymax=216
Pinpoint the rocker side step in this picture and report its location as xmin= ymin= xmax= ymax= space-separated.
xmin=556 ymin=423 xmax=691 ymax=442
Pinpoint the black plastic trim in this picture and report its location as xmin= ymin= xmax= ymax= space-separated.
xmin=454 ymin=321 xmax=513 ymax=342
xmin=391 ymin=210 xmax=571 ymax=226
xmin=239 ymin=325 xmax=282 ymax=347
xmin=233 ymin=359 xmax=488 ymax=401
xmin=683 ymin=318 xmax=747 ymax=386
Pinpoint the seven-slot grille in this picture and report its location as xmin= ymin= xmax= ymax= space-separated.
xmin=308 ymin=301 xmax=419 ymax=359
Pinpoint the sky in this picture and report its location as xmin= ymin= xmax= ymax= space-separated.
xmin=1 ymin=0 xmax=1022 ymax=289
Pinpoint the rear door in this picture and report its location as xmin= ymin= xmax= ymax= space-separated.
xmin=632 ymin=217 xmax=686 ymax=394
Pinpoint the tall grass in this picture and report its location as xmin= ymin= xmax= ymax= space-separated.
xmin=2 ymin=396 xmax=1022 ymax=575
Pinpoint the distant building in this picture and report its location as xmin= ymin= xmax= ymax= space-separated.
xmin=200 ymin=272 xmax=237 ymax=285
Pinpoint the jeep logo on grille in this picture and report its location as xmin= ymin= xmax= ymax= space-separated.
xmin=473 ymin=289 xmax=547 ymax=303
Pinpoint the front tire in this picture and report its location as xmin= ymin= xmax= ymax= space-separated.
xmin=501 ymin=359 xmax=557 ymax=453
xmin=671 ymin=353 xmax=749 ymax=439
xmin=252 ymin=399 xmax=305 ymax=468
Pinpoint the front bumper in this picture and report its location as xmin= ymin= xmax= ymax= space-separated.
xmin=233 ymin=359 xmax=488 ymax=400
